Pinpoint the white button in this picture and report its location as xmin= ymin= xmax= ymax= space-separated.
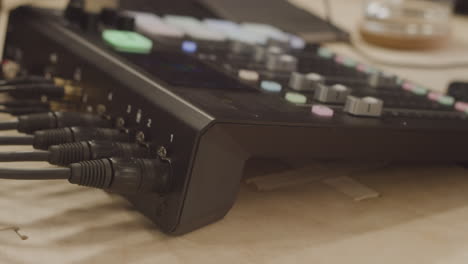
xmin=126 ymin=12 xmax=184 ymax=39
xmin=238 ymin=70 xmax=259 ymax=82
xmin=163 ymin=15 xmax=226 ymax=41
xmin=241 ymin=23 xmax=290 ymax=42
xmin=203 ymin=19 xmax=239 ymax=32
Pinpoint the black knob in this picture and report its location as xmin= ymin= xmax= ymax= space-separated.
xmin=64 ymin=0 xmax=84 ymax=23
xmin=100 ymin=8 xmax=119 ymax=26
xmin=116 ymin=14 xmax=135 ymax=31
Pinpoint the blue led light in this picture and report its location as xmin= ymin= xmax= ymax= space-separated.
xmin=182 ymin=41 xmax=198 ymax=53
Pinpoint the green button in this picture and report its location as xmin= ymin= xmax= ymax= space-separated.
xmin=411 ymin=86 xmax=428 ymax=96
xmin=102 ymin=30 xmax=153 ymax=54
xmin=438 ymin=95 xmax=455 ymax=106
xmin=343 ymin=58 xmax=357 ymax=68
xmin=317 ymin=47 xmax=333 ymax=59
xmin=285 ymin=92 xmax=307 ymax=104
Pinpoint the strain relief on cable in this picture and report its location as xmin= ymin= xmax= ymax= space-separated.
xmin=48 ymin=141 xmax=91 ymax=166
xmin=136 ymin=158 xmax=172 ymax=194
xmin=69 ymin=159 xmax=112 ymax=189
xmin=55 ymin=112 xmax=112 ymax=128
xmin=17 ymin=112 xmax=56 ymax=134
xmin=33 ymin=127 xmax=74 ymax=150
xmin=114 ymin=142 xmax=150 ymax=159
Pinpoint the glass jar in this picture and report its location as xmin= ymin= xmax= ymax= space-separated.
xmin=360 ymin=0 xmax=455 ymax=49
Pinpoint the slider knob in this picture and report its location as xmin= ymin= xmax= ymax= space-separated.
xmin=314 ymin=84 xmax=351 ymax=104
xmin=289 ymin=72 xmax=324 ymax=91
xmin=254 ymin=45 xmax=282 ymax=62
xmin=266 ymin=54 xmax=298 ymax=72
xmin=344 ymin=96 xmax=384 ymax=117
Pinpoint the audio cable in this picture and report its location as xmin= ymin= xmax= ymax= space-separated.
xmin=0 ymin=106 xmax=50 ymax=115
xmin=0 ymin=141 xmax=150 ymax=166
xmin=0 ymin=158 xmax=172 ymax=194
xmin=0 ymin=75 xmax=53 ymax=86
xmin=0 ymin=99 xmax=50 ymax=108
xmin=2 ymin=83 xmax=81 ymax=100
xmin=0 ymin=112 xmax=112 ymax=133
xmin=0 ymin=127 xmax=129 ymax=150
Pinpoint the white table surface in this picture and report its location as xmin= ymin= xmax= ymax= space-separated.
xmin=2 ymin=1 xmax=468 ymax=263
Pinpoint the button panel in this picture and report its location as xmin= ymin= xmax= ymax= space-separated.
xmin=103 ymin=12 xmax=468 ymax=123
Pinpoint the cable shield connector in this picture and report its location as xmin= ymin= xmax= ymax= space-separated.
xmin=69 ymin=158 xmax=171 ymax=194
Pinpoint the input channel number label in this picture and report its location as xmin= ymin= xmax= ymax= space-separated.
xmin=136 ymin=109 xmax=142 ymax=123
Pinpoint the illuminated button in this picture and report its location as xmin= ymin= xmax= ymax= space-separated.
xmin=227 ymin=29 xmax=266 ymax=44
xmin=255 ymin=46 xmax=283 ymax=62
xmin=238 ymin=70 xmax=259 ymax=82
xmin=102 ymin=30 xmax=153 ymax=54
xmin=411 ymin=86 xmax=428 ymax=96
xmin=455 ymin=102 xmax=468 ymax=112
xmin=335 ymin=55 xmax=356 ymax=67
xmin=241 ymin=23 xmax=289 ymax=43
xmin=260 ymin=81 xmax=282 ymax=92
xmin=126 ymin=12 xmax=184 ymax=39
xmin=203 ymin=19 xmax=239 ymax=32
xmin=181 ymin=41 xmax=197 ymax=53
xmin=317 ymin=47 xmax=334 ymax=58
xmin=438 ymin=95 xmax=455 ymax=106
xmin=314 ymin=84 xmax=351 ymax=104
xmin=289 ymin=35 xmax=306 ymax=50
xmin=357 ymin=63 xmax=377 ymax=74
xmin=344 ymin=96 xmax=383 ymax=117
xmin=428 ymin=92 xmax=443 ymax=101
xmin=285 ymin=92 xmax=307 ymax=104
xmin=402 ymin=82 xmax=415 ymax=91
xmin=163 ymin=15 xmax=226 ymax=41
xmin=289 ymin=72 xmax=324 ymax=91
xmin=311 ymin=105 xmax=334 ymax=117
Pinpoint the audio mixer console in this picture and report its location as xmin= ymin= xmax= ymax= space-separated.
xmin=5 ymin=7 xmax=468 ymax=235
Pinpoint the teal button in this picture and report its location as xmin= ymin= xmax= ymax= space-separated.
xmin=343 ymin=58 xmax=357 ymax=68
xmin=317 ymin=47 xmax=333 ymax=59
xmin=260 ymin=80 xmax=282 ymax=92
xmin=102 ymin=30 xmax=153 ymax=54
xmin=438 ymin=95 xmax=455 ymax=106
xmin=411 ymin=86 xmax=428 ymax=96
xmin=285 ymin=92 xmax=307 ymax=104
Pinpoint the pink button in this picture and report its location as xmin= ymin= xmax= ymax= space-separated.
xmin=402 ymin=82 xmax=415 ymax=91
xmin=428 ymin=92 xmax=442 ymax=101
xmin=455 ymin=102 xmax=468 ymax=112
xmin=334 ymin=55 xmax=345 ymax=64
xmin=311 ymin=105 xmax=334 ymax=117
xmin=356 ymin=64 xmax=367 ymax=73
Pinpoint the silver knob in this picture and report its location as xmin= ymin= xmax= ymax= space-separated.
xmin=265 ymin=54 xmax=298 ymax=72
xmin=344 ymin=96 xmax=384 ymax=117
xmin=314 ymin=84 xmax=351 ymax=104
xmin=254 ymin=46 xmax=283 ymax=62
xmin=289 ymin=72 xmax=324 ymax=91
xmin=231 ymin=40 xmax=255 ymax=55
